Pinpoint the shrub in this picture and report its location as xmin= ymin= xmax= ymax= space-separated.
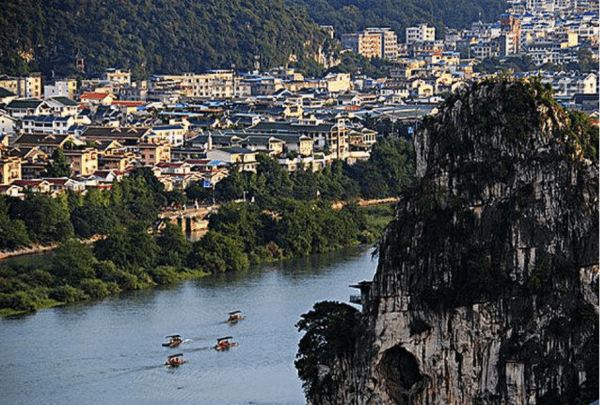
xmin=49 ymin=285 xmax=87 ymax=303
xmin=148 ymin=266 xmax=181 ymax=285
xmin=0 ymin=291 xmax=37 ymax=311
xmin=79 ymin=279 xmax=111 ymax=299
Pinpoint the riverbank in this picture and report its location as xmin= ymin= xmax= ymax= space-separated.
xmin=0 ymin=202 xmax=395 ymax=317
xmin=0 ymin=235 xmax=105 ymax=262
xmin=0 ymin=198 xmax=399 ymax=262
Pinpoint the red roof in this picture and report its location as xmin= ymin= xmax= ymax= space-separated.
xmin=112 ymin=100 xmax=144 ymax=107
xmin=94 ymin=170 xmax=122 ymax=176
xmin=80 ymin=92 xmax=111 ymax=100
xmin=44 ymin=178 xmax=69 ymax=185
xmin=12 ymin=180 xmax=46 ymax=186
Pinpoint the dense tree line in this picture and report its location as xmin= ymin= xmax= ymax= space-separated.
xmin=0 ymin=138 xmax=413 ymax=314
xmin=0 ymin=0 xmax=329 ymax=78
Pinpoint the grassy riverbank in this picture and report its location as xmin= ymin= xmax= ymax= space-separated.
xmin=0 ymin=203 xmax=395 ymax=317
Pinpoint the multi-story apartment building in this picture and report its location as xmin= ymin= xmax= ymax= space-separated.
xmin=63 ymin=148 xmax=99 ymax=176
xmin=104 ymin=68 xmax=132 ymax=86
xmin=0 ymin=73 xmax=42 ymax=98
xmin=406 ymin=24 xmax=436 ymax=44
xmin=0 ymin=154 xmax=21 ymax=185
xmin=341 ymin=28 xmax=398 ymax=59
xmin=44 ymin=78 xmax=77 ymax=99
xmin=543 ymin=72 xmax=597 ymax=96
xmin=470 ymin=41 xmax=499 ymax=60
xmin=21 ymin=116 xmax=75 ymax=134
xmin=342 ymin=31 xmax=382 ymax=59
xmin=150 ymin=70 xmax=251 ymax=99
xmin=500 ymin=14 xmax=522 ymax=54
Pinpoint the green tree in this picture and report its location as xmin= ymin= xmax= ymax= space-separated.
xmin=10 ymin=194 xmax=74 ymax=243
xmin=44 ymin=149 xmax=72 ymax=178
xmin=292 ymin=165 xmax=318 ymax=200
xmin=187 ymin=231 xmax=248 ymax=273
xmin=216 ymin=167 xmax=246 ymax=202
xmin=295 ymin=301 xmax=359 ymax=399
xmin=50 ymin=239 xmax=96 ymax=284
xmin=0 ymin=196 xmax=30 ymax=250
xmin=70 ymin=188 xmax=119 ymax=238
xmin=156 ymin=223 xmax=191 ymax=268
xmin=255 ymin=153 xmax=293 ymax=202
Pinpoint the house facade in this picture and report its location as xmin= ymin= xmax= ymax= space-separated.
xmin=63 ymin=148 xmax=99 ymax=176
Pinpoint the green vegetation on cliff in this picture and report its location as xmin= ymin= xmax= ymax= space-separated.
xmin=296 ymin=79 xmax=599 ymax=404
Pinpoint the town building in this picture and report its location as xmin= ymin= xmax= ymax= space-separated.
xmin=406 ymin=24 xmax=436 ymax=44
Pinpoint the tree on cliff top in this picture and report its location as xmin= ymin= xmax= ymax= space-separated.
xmin=295 ymin=301 xmax=359 ymax=399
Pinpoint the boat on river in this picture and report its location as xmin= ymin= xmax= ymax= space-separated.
xmin=227 ymin=310 xmax=246 ymax=323
xmin=165 ymin=353 xmax=185 ymax=367
xmin=162 ymin=334 xmax=183 ymax=347
xmin=214 ymin=336 xmax=238 ymax=351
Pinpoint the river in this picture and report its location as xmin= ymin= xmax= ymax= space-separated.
xmin=0 ymin=246 xmax=378 ymax=405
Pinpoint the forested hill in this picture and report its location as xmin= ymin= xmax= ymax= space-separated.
xmin=0 ymin=0 xmax=328 ymax=78
xmin=287 ymin=0 xmax=508 ymax=40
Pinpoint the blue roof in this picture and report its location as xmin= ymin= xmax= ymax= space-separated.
xmin=24 ymin=115 xmax=70 ymax=122
xmin=152 ymin=125 xmax=184 ymax=131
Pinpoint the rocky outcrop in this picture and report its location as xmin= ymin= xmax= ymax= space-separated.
xmin=300 ymin=79 xmax=599 ymax=404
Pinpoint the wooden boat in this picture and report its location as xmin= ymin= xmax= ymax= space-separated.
xmin=227 ymin=310 xmax=246 ymax=323
xmin=162 ymin=334 xmax=182 ymax=347
xmin=165 ymin=353 xmax=185 ymax=367
xmin=214 ymin=336 xmax=238 ymax=351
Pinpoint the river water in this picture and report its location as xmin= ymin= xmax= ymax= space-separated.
xmin=0 ymin=246 xmax=378 ymax=405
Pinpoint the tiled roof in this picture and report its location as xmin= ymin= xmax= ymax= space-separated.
xmin=217 ymin=146 xmax=256 ymax=155
xmin=12 ymin=133 xmax=71 ymax=145
xmin=23 ymin=115 xmax=71 ymax=123
xmin=50 ymin=96 xmax=79 ymax=106
xmin=80 ymin=92 xmax=111 ymax=100
xmin=111 ymin=100 xmax=144 ymax=107
xmin=7 ymin=99 xmax=43 ymax=109
xmin=0 ymin=87 xmax=16 ymax=98
xmin=151 ymin=125 xmax=184 ymax=131
xmin=249 ymin=121 xmax=333 ymax=133
xmin=82 ymin=126 xmax=150 ymax=139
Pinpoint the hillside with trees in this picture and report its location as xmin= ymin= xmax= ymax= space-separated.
xmin=2 ymin=0 xmax=508 ymax=78
xmin=287 ymin=0 xmax=508 ymax=41
xmin=0 ymin=0 xmax=329 ymax=78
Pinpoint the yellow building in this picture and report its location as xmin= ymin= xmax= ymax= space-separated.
xmin=0 ymin=155 xmax=22 ymax=185
xmin=138 ymin=142 xmax=171 ymax=166
xmin=63 ymin=148 xmax=99 ymax=177
xmin=0 ymin=73 xmax=42 ymax=98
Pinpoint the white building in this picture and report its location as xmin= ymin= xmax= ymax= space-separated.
xmin=21 ymin=115 xmax=75 ymax=134
xmin=44 ymin=79 xmax=77 ymax=99
xmin=406 ymin=24 xmax=436 ymax=44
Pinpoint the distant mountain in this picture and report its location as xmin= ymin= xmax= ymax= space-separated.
xmin=0 ymin=0 xmax=328 ymax=78
xmin=287 ymin=0 xmax=509 ymax=40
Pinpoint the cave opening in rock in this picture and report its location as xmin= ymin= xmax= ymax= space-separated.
xmin=378 ymin=345 xmax=425 ymax=404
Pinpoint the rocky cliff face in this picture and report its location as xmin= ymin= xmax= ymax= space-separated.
xmin=300 ymin=79 xmax=599 ymax=404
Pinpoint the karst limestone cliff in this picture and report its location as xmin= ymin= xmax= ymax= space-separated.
xmin=297 ymin=78 xmax=599 ymax=405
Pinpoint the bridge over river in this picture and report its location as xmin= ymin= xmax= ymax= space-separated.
xmin=158 ymin=197 xmax=399 ymax=240
xmin=158 ymin=204 xmax=217 ymax=238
